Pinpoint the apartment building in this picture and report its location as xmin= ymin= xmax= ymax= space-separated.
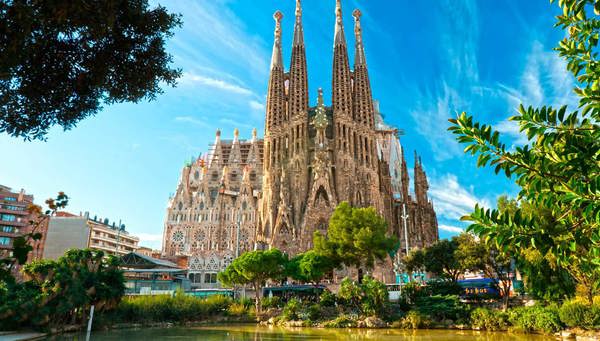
xmin=43 ymin=212 xmax=140 ymax=259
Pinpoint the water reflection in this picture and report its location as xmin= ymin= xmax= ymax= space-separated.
xmin=45 ymin=324 xmax=548 ymax=341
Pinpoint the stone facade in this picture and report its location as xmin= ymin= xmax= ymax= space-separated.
xmin=162 ymin=0 xmax=438 ymax=287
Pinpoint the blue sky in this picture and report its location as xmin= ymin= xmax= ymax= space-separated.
xmin=0 ymin=0 xmax=577 ymax=249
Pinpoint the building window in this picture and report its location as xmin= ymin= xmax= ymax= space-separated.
xmin=1 ymin=214 xmax=16 ymax=222
xmin=3 ymin=197 xmax=16 ymax=202
xmin=0 ymin=237 xmax=11 ymax=245
xmin=2 ymin=205 xmax=23 ymax=211
xmin=204 ymin=273 xmax=217 ymax=284
xmin=2 ymin=226 xmax=14 ymax=233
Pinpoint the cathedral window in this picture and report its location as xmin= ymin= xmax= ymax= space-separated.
xmin=194 ymin=171 xmax=200 ymax=180
xmin=178 ymin=202 xmax=183 ymax=210
xmin=199 ymin=202 xmax=204 ymax=210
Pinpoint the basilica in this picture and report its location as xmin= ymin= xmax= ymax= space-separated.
xmin=162 ymin=0 xmax=438 ymax=288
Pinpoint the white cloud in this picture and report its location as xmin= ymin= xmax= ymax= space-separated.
xmin=179 ymin=72 xmax=254 ymax=96
xmin=439 ymin=224 xmax=465 ymax=234
xmin=174 ymin=115 xmax=208 ymax=127
xmin=409 ymin=0 xmax=480 ymax=161
xmin=166 ymin=0 xmax=268 ymax=80
xmin=249 ymin=100 xmax=265 ymax=111
xmin=497 ymin=41 xmax=578 ymax=110
xmin=409 ymin=83 xmax=464 ymax=161
xmin=429 ymin=174 xmax=490 ymax=220
xmin=495 ymin=118 xmax=529 ymax=146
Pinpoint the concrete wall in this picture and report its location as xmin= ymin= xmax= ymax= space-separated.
xmin=42 ymin=217 xmax=90 ymax=259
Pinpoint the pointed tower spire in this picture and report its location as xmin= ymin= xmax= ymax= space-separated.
xmin=265 ymin=11 xmax=286 ymax=136
xmin=271 ymin=11 xmax=283 ymax=69
xmin=334 ymin=0 xmax=346 ymax=46
xmin=401 ymin=146 xmax=410 ymax=203
xmin=352 ymin=8 xmax=375 ymax=129
xmin=289 ymin=0 xmax=309 ymax=120
xmin=332 ymin=0 xmax=353 ymax=117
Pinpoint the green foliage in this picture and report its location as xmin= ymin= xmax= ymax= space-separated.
xmin=414 ymin=295 xmax=470 ymax=323
xmin=470 ymin=308 xmax=509 ymax=331
xmin=559 ymin=301 xmax=600 ymax=329
xmin=0 ymin=248 xmax=124 ymax=330
xmin=400 ymin=281 xmax=425 ymax=305
xmin=313 ymin=202 xmax=398 ymax=270
xmin=402 ymin=236 xmax=465 ymax=282
xmin=319 ymin=290 xmax=337 ymax=307
xmin=394 ymin=310 xmax=430 ymax=329
xmin=507 ymin=305 xmax=562 ymax=334
xmin=0 ymin=0 xmax=182 ymax=140
xmin=337 ymin=277 xmax=362 ymax=311
xmin=307 ymin=304 xmax=322 ymax=321
xmin=448 ymin=0 xmax=600 ymax=304
xmin=360 ymin=276 xmax=389 ymax=317
xmin=218 ymin=248 xmax=287 ymax=312
xmin=455 ymin=232 xmax=513 ymax=309
xmin=323 ymin=314 xmax=358 ymax=328
xmin=108 ymin=294 xmax=240 ymax=324
xmin=282 ymin=298 xmax=301 ymax=321
xmin=261 ymin=296 xmax=282 ymax=309
xmin=287 ymin=250 xmax=335 ymax=284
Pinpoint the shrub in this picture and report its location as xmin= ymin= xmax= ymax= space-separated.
xmin=394 ymin=310 xmax=430 ymax=329
xmin=401 ymin=281 xmax=425 ymax=304
xmin=262 ymin=296 xmax=282 ymax=309
xmin=360 ymin=276 xmax=388 ymax=317
xmin=323 ymin=314 xmax=358 ymax=328
xmin=560 ymin=301 xmax=588 ymax=328
xmin=107 ymin=293 xmax=234 ymax=324
xmin=337 ymin=278 xmax=362 ymax=311
xmin=319 ymin=290 xmax=336 ymax=307
xmin=560 ymin=301 xmax=600 ymax=329
xmin=508 ymin=305 xmax=562 ymax=334
xmin=415 ymin=295 xmax=470 ymax=323
xmin=307 ymin=304 xmax=322 ymax=321
xmin=470 ymin=307 xmax=508 ymax=331
xmin=282 ymin=298 xmax=302 ymax=321
xmin=227 ymin=302 xmax=248 ymax=317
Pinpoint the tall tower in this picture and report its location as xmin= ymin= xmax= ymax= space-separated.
xmin=261 ymin=11 xmax=287 ymax=242
xmin=287 ymin=0 xmax=310 ymax=227
xmin=331 ymin=0 xmax=355 ymax=204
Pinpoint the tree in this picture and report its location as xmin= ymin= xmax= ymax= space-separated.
xmin=217 ymin=248 xmax=287 ymax=313
xmin=403 ymin=248 xmax=426 ymax=275
xmin=455 ymin=233 xmax=512 ymax=310
xmin=313 ymin=202 xmax=398 ymax=272
xmin=0 ymin=0 xmax=182 ymax=140
xmin=422 ymin=239 xmax=463 ymax=282
xmin=448 ymin=0 xmax=600 ymax=304
xmin=287 ymin=250 xmax=335 ymax=285
xmin=497 ymin=196 xmax=576 ymax=301
xmin=0 ymin=249 xmax=124 ymax=329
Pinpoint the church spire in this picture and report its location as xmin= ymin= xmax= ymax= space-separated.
xmin=289 ymin=0 xmax=308 ymax=119
xmin=334 ymin=0 xmax=346 ymax=46
xmin=332 ymin=0 xmax=353 ymax=117
xmin=293 ymin=0 xmax=303 ymax=46
xmin=271 ymin=11 xmax=283 ymax=69
xmin=265 ymin=11 xmax=286 ymax=135
xmin=352 ymin=8 xmax=375 ymax=128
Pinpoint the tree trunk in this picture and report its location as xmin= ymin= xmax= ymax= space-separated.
xmin=254 ymin=282 xmax=262 ymax=315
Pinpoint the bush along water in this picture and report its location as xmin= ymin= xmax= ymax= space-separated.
xmin=97 ymin=292 xmax=254 ymax=328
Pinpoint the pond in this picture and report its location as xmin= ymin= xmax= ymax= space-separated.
xmin=44 ymin=325 xmax=549 ymax=340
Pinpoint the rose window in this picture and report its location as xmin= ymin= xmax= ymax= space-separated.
xmin=195 ymin=230 xmax=206 ymax=241
xmin=172 ymin=230 xmax=184 ymax=242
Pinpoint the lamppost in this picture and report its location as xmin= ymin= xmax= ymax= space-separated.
xmin=401 ymin=203 xmax=410 ymax=256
